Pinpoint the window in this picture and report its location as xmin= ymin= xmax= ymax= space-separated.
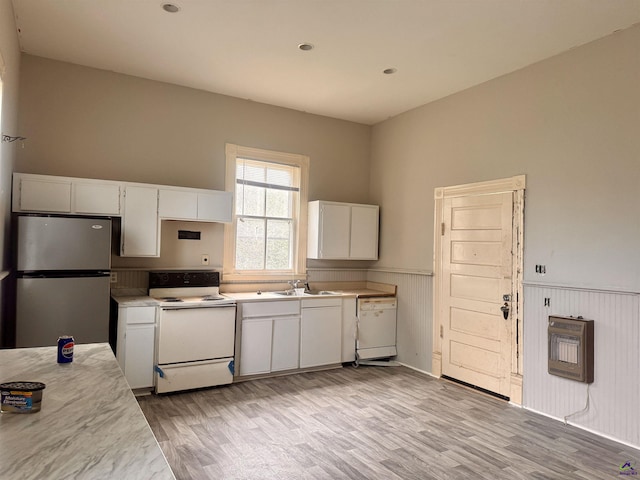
xmin=224 ymin=144 xmax=309 ymax=280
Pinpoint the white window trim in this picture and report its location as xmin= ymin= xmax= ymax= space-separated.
xmin=223 ymin=143 xmax=309 ymax=282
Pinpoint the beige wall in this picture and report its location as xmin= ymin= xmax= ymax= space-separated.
xmin=0 ymin=0 xmax=21 ymax=345
xmin=17 ymin=55 xmax=372 ymax=269
xmin=370 ymin=25 xmax=640 ymax=292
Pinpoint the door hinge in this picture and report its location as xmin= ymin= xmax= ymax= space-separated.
xmin=441 ymin=222 xmax=445 ymax=236
xmin=440 ymin=325 xmax=443 ymax=338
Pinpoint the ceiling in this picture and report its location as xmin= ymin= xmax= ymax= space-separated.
xmin=11 ymin=0 xmax=640 ymax=125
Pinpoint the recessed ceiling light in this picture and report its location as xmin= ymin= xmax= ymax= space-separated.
xmin=162 ymin=3 xmax=180 ymax=13
xmin=298 ymin=43 xmax=314 ymax=51
xmin=383 ymin=68 xmax=397 ymax=75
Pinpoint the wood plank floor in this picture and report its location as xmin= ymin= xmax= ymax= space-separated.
xmin=138 ymin=366 xmax=639 ymax=480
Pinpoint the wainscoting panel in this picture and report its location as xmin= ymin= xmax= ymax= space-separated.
xmin=367 ymin=270 xmax=433 ymax=373
xmin=523 ymin=284 xmax=640 ymax=448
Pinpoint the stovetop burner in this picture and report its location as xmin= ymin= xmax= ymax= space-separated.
xmin=161 ymin=297 xmax=184 ymax=303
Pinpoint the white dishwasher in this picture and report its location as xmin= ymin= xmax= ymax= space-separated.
xmin=356 ymin=297 xmax=397 ymax=362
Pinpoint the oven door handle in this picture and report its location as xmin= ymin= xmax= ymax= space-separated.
xmin=161 ymin=304 xmax=236 ymax=311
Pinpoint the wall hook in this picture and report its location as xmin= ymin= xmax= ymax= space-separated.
xmin=2 ymin=134 xmax=27 ymax=143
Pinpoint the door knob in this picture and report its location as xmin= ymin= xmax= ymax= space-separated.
xmin=500 ymin=303 xmax=510 ymax=320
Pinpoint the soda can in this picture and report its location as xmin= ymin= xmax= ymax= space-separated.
xmin=57 ymin=336 xmax=74 ymax=363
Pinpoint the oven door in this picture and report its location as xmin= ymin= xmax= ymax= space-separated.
xmin=157 ymin=305 xmax=236 ymax=364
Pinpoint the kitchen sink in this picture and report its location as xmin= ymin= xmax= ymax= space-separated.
xmin=271 ymin=290 xmax=339 ymax=296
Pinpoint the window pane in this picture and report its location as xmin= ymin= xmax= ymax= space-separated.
xmin=266 ymin=167 xmax=293 ymax=188
xmin=237 ymin=162 xmax=266 ymax=183
xmin=241 ymin=184 xmax=265 ymax=217
xmin=236 ymin=218 xmax=265 ymax=270
xmin=265 ymin=188 xmax=291 ymax=218
xmin=266 ymin=219 xmax=292 ymax=270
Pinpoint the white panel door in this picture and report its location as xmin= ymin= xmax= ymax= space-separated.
xmin=271 ymin=316 xmax=300 ymax=371
xmin=441 ymin=192 xmax=513 ymax=397
xmin=239 ymin=318 xmax=273 ymax=375
xmin=349 ymin=205 xmax=378 ymax=259
xmin=19 ymin=177 xmax=71 ymax=212
xmin=158 ymin=189 xmax=197 ymax=219
xmin=121 ymin=186 xmax=159 ymax=257
xmin=300 ymin=306 xmax=342 ymax=368
xmin=74 ymin=182 xmax=121 ymax=215
xmin=124 ymin=324 xmax=155 ymax=389
xmin=198 ymin=191 xmax=233 ymax=222
xmin=320 ymin=203 xmax=350 ymax=259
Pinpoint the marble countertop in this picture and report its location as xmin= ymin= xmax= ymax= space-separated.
xmin=0 ymin=343 xmax=174 ymax=480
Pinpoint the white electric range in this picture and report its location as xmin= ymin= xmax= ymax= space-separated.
xmin=149 ymin=271 xmax=237 ymax=393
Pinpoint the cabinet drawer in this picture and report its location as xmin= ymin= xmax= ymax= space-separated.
xmin=301 ymin=297 xmax=342 ymax=308
xmin=124 ymin=306 xmax=156 ymax=324
xmin=242 ymin=300 xmax=300 ymax=317
xmin=156 ymin=359 xmax=233 ymax=394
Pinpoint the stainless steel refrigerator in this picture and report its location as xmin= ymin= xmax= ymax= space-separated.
xmin=16 ymin=215 xmax=112 ymax=347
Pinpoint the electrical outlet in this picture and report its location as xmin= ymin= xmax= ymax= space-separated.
xmin=110 ymin=272 xmax=118 ymax=283
xmin=201 ymin=254 xmax=210 ymax=266
xmin=535 ymin=264 xmax=547 ymax=275
xmin=544 ymin=297 xmax=551 ymax=307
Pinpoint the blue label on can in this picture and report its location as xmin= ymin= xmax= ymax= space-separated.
xmin=57 ymin=336 xmax=74 ymax=363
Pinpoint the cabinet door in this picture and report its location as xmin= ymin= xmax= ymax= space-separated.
xmin=300 ymin=306 xmax=342 ymax=368
xmin=18 ymin=177 xmax=71 ymax=213
xmin=272 ymin=316 xmax=300 ymax=371
xmin=341 ymin=298 xmax=357 ymax=362
xmin=198 ymin=191 xmax=232 ymax=222
xmin=320 ymin=203 xmax=351 ymax=259
xmin=239 ymin=318 xmax=273 ymax=375
xmin=74 ymin=182 xmax=121 ymax=215
xmin=350 ymin=205 xmax=379 ymax=259
xmin=124 ymin=324 xmax=155 ymax=389
xmin=158 ymin=189 xmax=197 ymax=220
xmin=121 ymin=186 xmax=159 ymax=257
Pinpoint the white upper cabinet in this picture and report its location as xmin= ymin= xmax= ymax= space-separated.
xmin=13 ymin=173 xmax=120 ymax=216
xmin=13 ymin=173 xmax=232 ymax=257
xmin=158 ymin=189 xmax=198 ymax=219
xmin=74 ymin=182 xmax=121 ymax=215
xmin=307 ymin=200 xmax=379 ymax=260
xmin=14 ymin=175 xmax=72 ymax=213
xmin=158 ymin=188 xmax=232 ymax=223
xmin=120 ymin=186 xmax=159 ymax=257
xmin=197 ymin=191 xmax=233 ymax=222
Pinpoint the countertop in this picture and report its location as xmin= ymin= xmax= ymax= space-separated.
xmin=223 ymin=281 xmax=396 ymax=302
xmin=111 ymin=281 xmax=396 ymax=304
xmin=112 ymin=295 xmax=160 ymax=307
xmin=0 ymin=343 xmax=175 ymax=480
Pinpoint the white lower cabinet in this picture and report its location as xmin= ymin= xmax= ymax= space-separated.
xmin=300 ymin=298 xmax=342 ymax=368
xmin=239 ymin=318 xmax=273 ymax=375
xmin=341 ymin=298 xmax=357 ymax=363
xmin=239 ymin=300 xmax=300 ymax=376
xmin=272 ymin=316 xmax=300 ymax=372
xmin=116 ymin=306 xmax=156 ymax=389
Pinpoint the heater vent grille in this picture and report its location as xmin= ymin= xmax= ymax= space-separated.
xmin=548 ymin=316 xmax=594 ymax=383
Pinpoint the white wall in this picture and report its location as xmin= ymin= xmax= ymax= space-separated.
xmin=371 ymin=25 xmax=640 ymax=292
xmin=0 ymin=0 xmax=21 ymax=346
xmin=16 ymin=55 xmax=372 ymax=270
xmin=369 ymin=24 xmax=640 ymax=446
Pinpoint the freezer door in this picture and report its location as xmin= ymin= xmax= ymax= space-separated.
xmin=17 ymin=215 xmax=111 ymax=271
xmin=16 ymin=275 xmax=110 ymax=347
